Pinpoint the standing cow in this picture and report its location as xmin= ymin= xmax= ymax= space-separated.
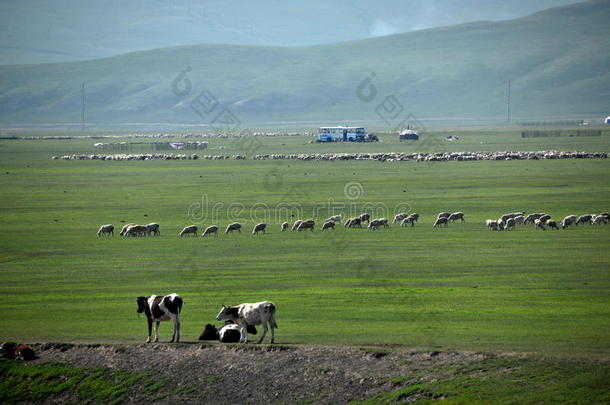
xmin=136 ymin=294 xmax=183 ymax=343
xmin=216 ymin=301 xmax=277 ymax=344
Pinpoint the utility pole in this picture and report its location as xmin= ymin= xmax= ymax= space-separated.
xmin=81 ymin=82 xmax=85 ymax=134
xmin=507 ymin=80 xmax=511 ymax=125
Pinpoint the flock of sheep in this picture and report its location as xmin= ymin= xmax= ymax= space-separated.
xmin=485 ymin=212 xmax=610 ymax=231
xmin=57 ymin=150 xmax=607 ymax=163
xmin=97 ymin=210 xmax=608 ymax=238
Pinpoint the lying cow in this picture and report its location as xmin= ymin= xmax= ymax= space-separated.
xmin=136 ymin=294 xmax=183 ymax=343
xmin=199 ymin=321 xmax=258 ymax=343
xmin=216 ymin=301 xmax=277 ymax=344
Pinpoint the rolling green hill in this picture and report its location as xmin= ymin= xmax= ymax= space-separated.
xmin=0 ymin=0 xmax=578 ymax=64
xmin=0 ymin=0 xmax=608 ymax=125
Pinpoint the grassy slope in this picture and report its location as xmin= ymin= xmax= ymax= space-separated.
xmin=0 ymin=130 xmax=609 ymax=355
xmin=1 ymin=0 xmax=609 ymax=124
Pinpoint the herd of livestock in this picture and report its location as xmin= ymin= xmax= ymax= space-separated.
xmin=96 ymin=210 xmax=609 ymax=238
xmin=56 ymin=150 xmax=607 ymax=163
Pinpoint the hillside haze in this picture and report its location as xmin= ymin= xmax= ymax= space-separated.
xmin=0 ymin=0 xmax=579 ymax=64
xmin=0 ymin=0 xmax=608 ymax=126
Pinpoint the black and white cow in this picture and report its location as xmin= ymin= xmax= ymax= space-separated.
xmin=216 ymin=301 xmax=277 ymax=344
xmin=198 ymin=321 xmax=258 ymax=343
xmin=136 ymin=294 xmax=183 ymax=343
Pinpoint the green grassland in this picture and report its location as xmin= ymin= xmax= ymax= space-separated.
xmin=0 ymin=129 xmax=609 ymax=356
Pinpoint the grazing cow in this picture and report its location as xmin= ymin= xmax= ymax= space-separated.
xmin=291 ymin=220 xmax=303 ymax=231
xmin=504 ymin=217 xmax=516 ymax=231
xmin=120 ymin=223 xmax=136 ymax=236
xmin=393 ymin=213 xmax=409 ymax=224
xmin=408 ymin=213 xmax=420 ymax=223
xmin=199 ymin=322 xmax=258 ymax=343
xmin=486 ymin=220 xmax=499 ymax=231
xmin=202 ymin=225 xmax=219 ymax=237
xmin=576 ymin=214 xmax=593 ymax=225
xmin=433 ymin=217 xmax=449 ymax=228
xmin=448 ymin=212 xmax=465 ymax=222
xmin=534 ymin=218 xmax=546 ymax=231
xmin=592 ymin=215 xmax=608 ymax=225
xmin=14 ymin=345 xmax=36 ymax=361
xmin=538 ymin=214 xmax=551 ymax=224
xmin=281 ymin=222 xmax=289 ymax=231
xmin=378 ymin=218 xmax=389 ymax=228
xmin=437 ymin=212 xmax=450 ymax=219
xmin=126 ymin=224 xmax=147 ymax=237
xmin=252 ymin=223 xmax=267 ymax=235
xmin=97 ymin=224 xmax=114 ymax=237
xmin=560 ymin=215 xmax=577 ymax=229
xmin=359 ymin=213 xmax=371 ymax=223
xmin=400 ymin=217 xmax=414 ymax=227
xmin=345 ymin=217 xmax=362 ymax=228
xmin=179 ymin=225 xmax=198 ymax=237
xmin=546 ymin=219 xmax=559 ymax=230
xmin=326 ymin=215 xmax=342 ymax=223
xmin=599 ymin=212 xmax=610 ymax=221
xmin=146 ymin=223 xmax=160 ymax=236
xmin=225 ymin=222 xmax=242 ymax=234
xmin=321 ymin=220 xmax=335 ymax=231
xmin=297 ymin=219 xmax=315 ymax=232
xmin=216 ymin=301 xmax=277 ymax=344
xmin=136 ymin=294 xmax=183 ymax=343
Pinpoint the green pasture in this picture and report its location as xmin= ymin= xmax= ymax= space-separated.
xmin=0 ymin=130 xmax=609 ymax=355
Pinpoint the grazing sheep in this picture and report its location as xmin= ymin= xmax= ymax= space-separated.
xmin=145 ymin=223 xmax=160 ymax=236
xmin=486 ymin=220 xmax=500 ymax=231
xmin=120 ymin=223 xmax=136 ymax=236
xmin=252 ymin=223 xmax=267 ymax=235
xmin=281 ymin=222 xmax=289 ymax=231
xmin=524 ymin=213 xmax=546 ymax=225
xmin=560 ymin=215 xmax=577 ymax=229
xmin=292 ymin=220 xmax=303 ymax=231
xmin=225 ymin=222 xmax=242 ymax=234
xmin=448 ymin=212 xmax=465 ymax=222
xmin=513 ymin=215 xmax=525 ymax=226
xmin=368 ymin=219 xmax=381 ymax=230
xmin=202 ymin=225 xmax=219 ymax=237
xmin=437 ymin=212 xmax=450 ymax=219
xmin=126 ymin=224 xmax=147 ymax=237
xmin=393 ymin=213 xmax=409 ymax=224
xmin=534 ymin=219 xmax=546 ymax=231
xmin=400 ymin=217 xmax=414 ymax=227
xmin=97 ymin=224 xmax=114 ymax=237
xmin=576 ymin=214 xmax=593 ymax=225
xmin=433 ymin=217 xmax=449 ymax=228
xmin=592 ymin=215 xmax=608 ymax=225
xmin=179 ymin=225 xmax=198 ymax=237
xmin=504 ymin=217 xmax=516 ymax=231
xmin=326 ymin=215 xmax=342 ymax=223
xmin=546 ymin=219 xmax=559 ymax=230
xmin=321 ymin=221 xmax=335 ymax=231
xmin=538 ymin=214 xmax=552 ymax=224
xmin=345 ymin=217 xmax=362 ymax=228
xmin=297 ymin=219 xmax=315 ymax=231
xmin=408 ymin=213 xmax=420 ymax=223
xmin=359 ymin=213 xmax=371 ymax=223
xmin=501 ymin=212 xmax=524 ymax=223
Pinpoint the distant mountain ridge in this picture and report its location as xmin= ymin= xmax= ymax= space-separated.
xmin=0 ymin=0 xmax=580 ymax=65
xmin=0 ymin=0 xmax=607 ymax=126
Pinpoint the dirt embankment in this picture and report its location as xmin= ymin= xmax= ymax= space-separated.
xmin=27 ymin=343 xmax=487 ymax=404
